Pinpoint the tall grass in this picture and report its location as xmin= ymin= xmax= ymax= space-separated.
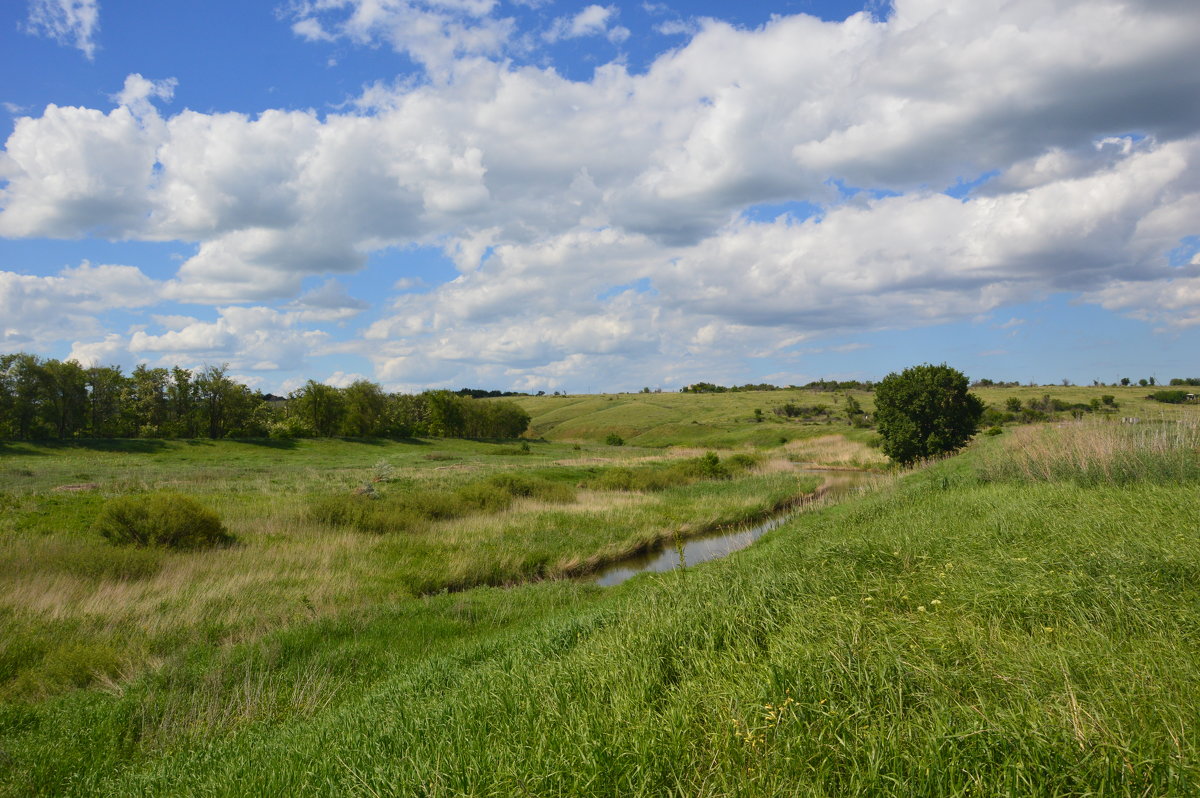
xmin=979 ymin=419 xmax=1200 ymax=485
xmin=0 ymin=443 xmax=817 ymax=702
xmin=6 ymin=458 xmax=1198 ymax=796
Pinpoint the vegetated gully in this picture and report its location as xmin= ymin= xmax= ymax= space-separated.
xmin=590 ymin=469 xmax=882 ymax=587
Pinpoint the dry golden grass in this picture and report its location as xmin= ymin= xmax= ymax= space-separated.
xmin=753 ymin=456 xmax=798 ymax=474
xmin=784 ymin=434 xmax=889 ymax=467
xmin=981 ymin=418 xmax=1200 ymax=484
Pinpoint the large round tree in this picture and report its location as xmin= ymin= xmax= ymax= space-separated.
xmin=873 ymin=364 xmax=985 ymax=465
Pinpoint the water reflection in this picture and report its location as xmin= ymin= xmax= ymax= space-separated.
xmin=590 ymin=469 xmax=877 ymax=588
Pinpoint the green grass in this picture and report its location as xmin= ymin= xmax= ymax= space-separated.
xmin=0 ymin=438 xmax=817 ymax=703
xmin=509 ymin=386 xmax=1198 ymax=446
xmin=3 ymin=437 xmax=1198 ymax=795
xmin=2 ymin=404 xmax=1200 ymax=796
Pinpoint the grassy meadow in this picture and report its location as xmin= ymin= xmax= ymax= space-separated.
xmin=510 ymin=384 xmax=1192 ymax=446
xmin=1 ymin=389 xmax=1198 ymax=795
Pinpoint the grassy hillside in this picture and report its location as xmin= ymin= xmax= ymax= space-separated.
xmin=1 ymin=421 xmax=1197 ymax=795
xmin=2 ymin=396 xmax=1199 ymax=795
xmin=511 ymin=385 xmax=1193 ymax=446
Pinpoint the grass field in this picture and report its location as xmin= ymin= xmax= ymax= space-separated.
xmin=510 ymin=384 xmax=1193 ymax=446
xmin=1 ymin=395 xmax=1198 ymax=795
xmin=0 ymin=435 xmax=829 ymax=706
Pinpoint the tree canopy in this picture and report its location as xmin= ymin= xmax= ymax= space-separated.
xmin=874 ymin=364 xmax=985 ymax=465
xmin=0 ymin=353 xmax=529 ymax=442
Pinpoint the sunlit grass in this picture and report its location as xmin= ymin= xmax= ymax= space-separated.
xmin=979 ymin=417 xmax=1200 ymax=484
xmin=6 ymin=446 xmax=1199 ymax=796
xmin=4 ymin=400 xmax=1200 ymax=795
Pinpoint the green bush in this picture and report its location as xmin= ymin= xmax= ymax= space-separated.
xmin=94 ymin=493 xmax=234 ymax=549
xmin=874 ymin=364 xmax=984 ymax=465
xmin=605 ymin=433 xmax=625 ymax=446
xmin=1150 ymin=390 xmax=1190 ymax=404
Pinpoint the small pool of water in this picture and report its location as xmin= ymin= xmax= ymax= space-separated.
xmin=590 ymin=469 xmax=878 ymax=587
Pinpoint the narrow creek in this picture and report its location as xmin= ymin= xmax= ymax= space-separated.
xmin=589 ymin=469 xmax=880 ymax=587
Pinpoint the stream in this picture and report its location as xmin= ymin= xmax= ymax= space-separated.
xmin=589 ymin=469 xmax=880 ymax=587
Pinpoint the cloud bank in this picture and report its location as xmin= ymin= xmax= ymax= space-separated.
xmin=3 ymin=0 xmax=1199 ymax=388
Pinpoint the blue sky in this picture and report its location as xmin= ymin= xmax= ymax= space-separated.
xmin=2 ymin=0 xmax=1199 ymax=393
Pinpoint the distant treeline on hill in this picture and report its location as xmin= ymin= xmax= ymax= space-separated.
xmin=680 ymin=379 xmax=875 ymax=393
xmin=454 ymin=388 xmax=530 ymax=398
xmin=0 ymin=353 xmax=529 ymax=442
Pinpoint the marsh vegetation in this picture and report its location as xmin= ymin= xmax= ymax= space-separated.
xmin=1 ymin=389 xmax=1198 ymax=795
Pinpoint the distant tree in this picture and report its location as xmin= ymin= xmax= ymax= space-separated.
xmin=39 ymin=359 xmax=88 ymax=439
xmin=1120 ymin=377 xmax=1131 ymax=386
xmin=874 ymin=364 xmax=985 ymax=465
xmin=340 ymin=380 xmax=387 ymax=437
xmin=426 ymin=390 xmax=467 ymax=437
xmin=168 ymin=367 xmax=200 ymax=437
xmin=291 ymin=380 xmax=346 ymax=437
xmin=85 ymin=365 xmax=128 ymax=437
xmin=844 ymin=394 xmax=866 ymax=426
xmin=128 ymin=365 xmax=169 ymax=436
xmin=195 ymin=364 xmax=256 ymax=439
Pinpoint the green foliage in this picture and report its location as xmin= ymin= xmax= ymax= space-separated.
xmin=93 ymin=493 xmax=234 ymax=549
xmin=290 ymin=380 xmax=346 ymax=437
xmin=605 ymin=433 xmax=624 ymax=446
xmin=874 ymin=364 xmax=985 ymax=465
xmin=1151 ymin=390 xmax=1191 ymax=404
xmin=0 ymin=351 xmax=529 ymax=444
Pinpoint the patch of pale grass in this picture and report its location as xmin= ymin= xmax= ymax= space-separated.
xmin=753 ymin=457 xmax=797 ymax=474
xmin=527 ymin=490 xmax=650 ymax=513
xmin=982 ymin=418 xmax=1200 ymax=484
xmin=784 ymin=434 xmax=888 ymax=467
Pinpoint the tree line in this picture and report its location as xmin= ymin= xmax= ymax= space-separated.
xmin=0 ymin=353 xmax=529 ymax=441
xmin=680 ymin=379 xmax=875 ymax=393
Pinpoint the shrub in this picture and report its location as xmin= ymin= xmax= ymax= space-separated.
xmin=94 ymin=493 xmax=234 ymax=549
xmin=1150 ymin=390 xmax=1190 ymax=404
xmin=605 ymin=433 xmax=625 ymax=446
xmin=874 ymin=364 xmax=984 ymax=465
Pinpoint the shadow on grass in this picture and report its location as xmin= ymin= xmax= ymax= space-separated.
xmin=0 ymin=441 xmax=51 ymax=457
xmin=228 ymin=437 xmax=299 ymax=450
xmin=3 ymin=439 xmax=173 ymax=454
